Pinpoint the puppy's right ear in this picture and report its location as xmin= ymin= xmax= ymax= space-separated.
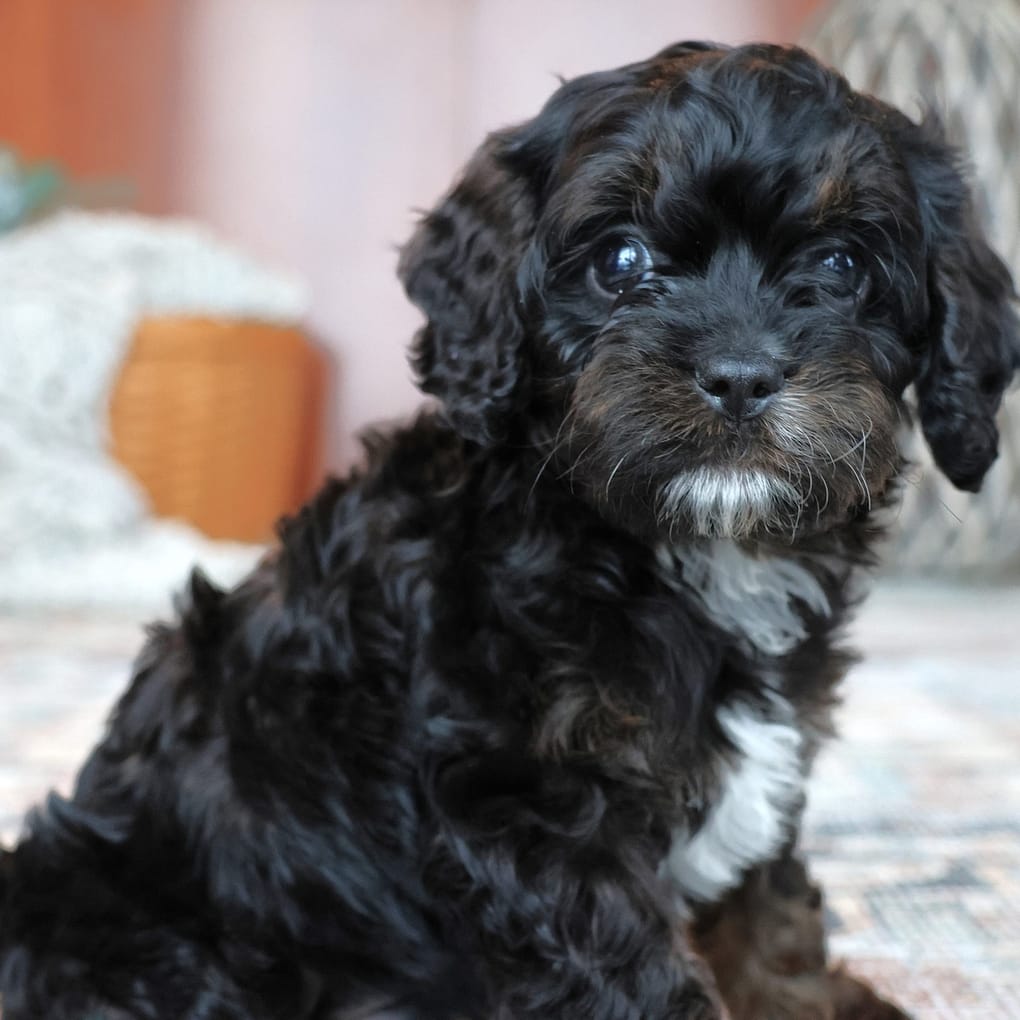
xmin=399 ymin=132 xmax=537 ymax=447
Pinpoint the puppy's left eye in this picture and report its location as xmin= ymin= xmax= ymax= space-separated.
xmin=819 ymin=250 xmax=866 ymax=294
xmin=821 ymin=251 xmax=855 ymax=274
xmin=591 ymin=237 xmax=653 ymax=294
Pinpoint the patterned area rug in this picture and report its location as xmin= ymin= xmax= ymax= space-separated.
xmin=1 ymin=581 xmax=1018 ymax=1017
xmin=804 ymin=582 xmax=1020 ymax=1018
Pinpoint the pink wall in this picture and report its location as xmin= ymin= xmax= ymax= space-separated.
xmin=169 ymin=0 xmax=822 ymax=468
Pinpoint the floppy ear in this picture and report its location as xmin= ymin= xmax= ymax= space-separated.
xmin=917 ymin=216 xmax=1019 ymax=490
xmin=901 ymin=117 xmax=1020 ymax=491
xmin=398 ymin=132 xmax=537 ymax=446
xmin=398 ymin=43 xmax=713 ymax=446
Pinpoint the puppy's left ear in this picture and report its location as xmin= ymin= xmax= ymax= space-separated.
xmin=902 ymin=117 xmax=1020 ymax=491
xmin=399 ymin=131 xmax=537 ymax=446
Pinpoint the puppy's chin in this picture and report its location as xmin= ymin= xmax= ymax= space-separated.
xmin=574 ymin=449 xmax=896 ymax=546
xmin=657 ymin=468 xmax=802 ymax=540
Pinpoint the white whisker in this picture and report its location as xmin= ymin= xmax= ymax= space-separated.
xmin=605 ymin=454 xmax=628 ymax=500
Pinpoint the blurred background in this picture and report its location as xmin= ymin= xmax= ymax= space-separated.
xmin=0 ymin=3 xmax=1018 ymax=1017
xmin=0 ymin=0 xmax=819 ymax=546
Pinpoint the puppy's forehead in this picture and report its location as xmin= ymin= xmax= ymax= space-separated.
xmin=542 ymin=45 xmax=893 ymax=230
xmin=650 ymin=61 xmax=861 ymax=170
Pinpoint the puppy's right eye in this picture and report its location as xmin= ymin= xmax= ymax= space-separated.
xmin=591 ymin=237 xmax=653 ymax=294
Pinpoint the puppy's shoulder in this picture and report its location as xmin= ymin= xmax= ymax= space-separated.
xmin=272 ymin=412 xmax=470 ymax=574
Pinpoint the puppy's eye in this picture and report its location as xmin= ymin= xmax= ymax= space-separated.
xmin=591 ymin=237 xmax=653 ymax=294
xmin=819 ymin=249 xmax=866 ymax=296
xmin=821 ymin=250 xmax=856 ymax=275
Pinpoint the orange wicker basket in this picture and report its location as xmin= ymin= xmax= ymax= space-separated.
xmin=109 ymin=316 xmax=328 ymax=543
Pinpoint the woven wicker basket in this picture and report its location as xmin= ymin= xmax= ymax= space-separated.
xmin=109 ymin=316 xmax=327 ymax=543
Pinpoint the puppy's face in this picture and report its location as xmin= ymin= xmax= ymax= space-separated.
xmin=402 ymin=44 xmax=1019 ymax=543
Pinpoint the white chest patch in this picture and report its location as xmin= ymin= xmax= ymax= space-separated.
xmin=666 ymin=696 xmax=805 ymax=902
xmin=658 ymin=539 xmax=835 ymax=656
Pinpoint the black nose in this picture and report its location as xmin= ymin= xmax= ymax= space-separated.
xmin=695 ymin=354 xmax=785 ymax=421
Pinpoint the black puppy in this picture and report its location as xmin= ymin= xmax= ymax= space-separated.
xmin=2 ymin=42 xmax=1017 ymax=1020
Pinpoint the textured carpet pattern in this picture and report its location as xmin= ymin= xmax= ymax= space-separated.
xmin=803 ymin=583 xmax=1020 ymax=1017
xmin=1 ymin=582 xmax=1018 ymax=1018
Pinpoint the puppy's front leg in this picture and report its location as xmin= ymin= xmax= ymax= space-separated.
xmin=428 ymin=758 xmax=722 ymax=1020
xmin=690 ymin=848 xmax=910 ymax=1020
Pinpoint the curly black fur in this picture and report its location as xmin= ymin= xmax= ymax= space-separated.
xmin=2 ymin=42 xmax=1017 ymax=1020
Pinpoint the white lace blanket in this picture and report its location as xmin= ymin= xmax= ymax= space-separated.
xmin=0 ymin=212 xmax=308 ymax=612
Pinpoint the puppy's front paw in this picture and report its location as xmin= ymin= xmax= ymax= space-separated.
xmin=692 ymin=858 xmax=829 ymax=1018
xmin=829 ymin=966 xmax=913 ymax=1020
xmin=692 ymin=856 xmax=912 ymax=1020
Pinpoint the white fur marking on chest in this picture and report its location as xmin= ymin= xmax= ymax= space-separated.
xmin=666 ymin=697 xmax=804 ymax=902
xmin=665 ymin=539 xmax=834 ymax=656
